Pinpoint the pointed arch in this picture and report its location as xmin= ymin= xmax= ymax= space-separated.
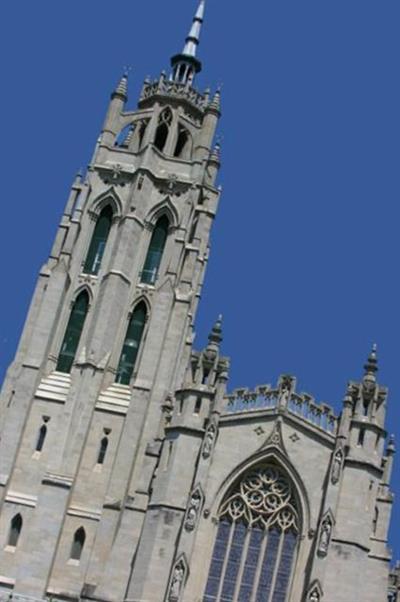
xmin=145 ymin=196 xmax=180 ymax=230
xmin=97 ymin=436 xmax=109 ymax=465
xmin=115 ymin=301 xmax=148 ymax=385
xmin=204 ymin=457 xmax=303 ymax=602
xmin=154 ymin=107 xmax=173 ymax=153
xmin=141 ymin=215 xmax=169 ymax=285
xmin=8 ymin=513 xmax=23 ymax=548
xmin=83 ymin=204 xmax=113 ymax=275
xmin=57 ymin=290 xmax=90 ymax=374
xmin=89 ymin=187 xmax=123 ymax=219
xmin=70 ymin=526 xmax=86 ymax=561
xmin=174 ymin=125 xmax=193 ymax=160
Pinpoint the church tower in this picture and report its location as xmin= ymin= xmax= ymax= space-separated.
xmin=0 ymin=2 xmax=397 ymax=602
xmin=0 ymin=2 xmax=224 ymax=600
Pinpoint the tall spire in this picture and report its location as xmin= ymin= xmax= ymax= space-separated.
xmin=171 ymin=0 xmax=206 ymax=85
xmin=182 ymin=0 xmax=205 ymax=58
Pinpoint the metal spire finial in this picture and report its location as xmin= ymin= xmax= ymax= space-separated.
xmin=183 ymin=0 xmax=206 ymax=58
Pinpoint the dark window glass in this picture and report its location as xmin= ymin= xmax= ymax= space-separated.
xmin=97 ymin=436 xmax=109 ymax=465
xmin=83 ymin=206 xmax=113 ymax=275
xmin=271 ymin=531 xmax=298 ymax=602
xmin=174 ymin=127 xmax=190 ymax=158
xmin=220 ymin=522 xmax=246 ymax=600
xmin=141 ymin=216 xmax=169 ymax=285
xmin=8 ymin=514 xmax=23 ymax=547
xmin=70 ymin=527 xmax=86 ymax=561
xmin=256 ymin=528 xmax=281 ymax=602
xmin=36 ymin=424 xmax=47 ymax=452
xmin=115 ymin=302 xmax=147 ymax=385
xmin=238 ymin=527 xmax=264 ymax=601
xmin=57 ymin=291 xmax=89 ymax=373
xmin=204 ymin=521 xmax=231 ymax=602
xmin=154 ymin=108 xmax=172 ymax=153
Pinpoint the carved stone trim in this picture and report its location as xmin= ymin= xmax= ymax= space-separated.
xmin=184 ymin=485 xmax=204 ymax=532
xmin=317 ymin=511 xmax=334 ymax=558
xmin=167 ymin=555 xmax=188 ymax=602
xmin=331 ymin=447 xmax=344 ymax=485
xmin=202 ymin=420 xmax=217 ymax=459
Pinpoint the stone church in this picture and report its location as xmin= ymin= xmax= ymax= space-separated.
xmin=0 ymin=2 xmax=398 ymax=601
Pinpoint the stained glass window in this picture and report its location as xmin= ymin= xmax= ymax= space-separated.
xmin=204 ymin=464 xmax=299 ymax=602
xmin=115 ymin=302 xmax=147 ymax=385
xmin=141 ymin=216 xmax=169 ymax=285
xmin=57 ymin=291 xmax=89 ymax=373
xmin=83 ymin=205 xmax=113 ymax=276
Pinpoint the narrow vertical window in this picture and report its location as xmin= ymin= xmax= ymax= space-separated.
xmin=8 ymin=514 xmax=23 ymax=548
xmin=83 ymin=205 xmax=113 ymax=275
xmin=358 ymin=428 xmax=366 ymax=447
xmin=373 ymin=507 xmax=379 ymax=535
xmin=36 ymin=423 xmax=47 ymax=452
xmin=141 ymin=216 xmax=169 ymax=285
xmin=57 ymin=291 xmax=89 ymax=373
xmin=154 ymin=108 xmax=172 ymax=153
xmin=97 ymin=436 xmax=109 ymax=465
xmin=174 ymin=126 xmax=191 ymax=159
xmin=115 ymin=302 xmax=147 ymax=385
xmin=70 ymin=527 xmax=86 ymax=561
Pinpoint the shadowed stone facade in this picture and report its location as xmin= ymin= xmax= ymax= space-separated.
xmin=0 ymin=2 xmax=398 ymax=601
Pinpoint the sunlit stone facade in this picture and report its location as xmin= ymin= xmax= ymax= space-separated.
xmin=0 ymin=2 xmax=397 ymax=601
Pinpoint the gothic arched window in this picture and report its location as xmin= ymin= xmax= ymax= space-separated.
xmin=83 ymin=205 xmax=113 ymax=275
xmin=141 ymin=216 xmax=169 ymax=285
xmin=115 ymin=302 xmax=147 ymax=385
xmin=174 ymin=126 xmax=192 ymax=160
xmin=204 ymin=463 xmax=300 ymax=602
xmin=154 ymin=108 xmax=173 ymax=153
xmin=8 ymin=514 xmax=23 ymax=548
xmin=57 ymin=291 xmax=89 ymax=373
xmin=70 ymin=527 xmax=86 ymax=561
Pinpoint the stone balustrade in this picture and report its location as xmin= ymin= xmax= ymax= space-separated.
xmin=224 ymin=382 xmax=338 ymax=435
xmin=140 ymin=77 xmax=207 ymax=112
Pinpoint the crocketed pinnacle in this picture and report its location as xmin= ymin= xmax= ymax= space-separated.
xmin=183 ymin=0 xmax=206 ymax=58
xmin=208 ymin=89 xmax=221 ymax=113
xmin=364 ymin=343 xmax=378 ymax=377
xmin=113 ymin=73 xmax=128 ymax=101
xmin=209 ymin=143 xmax=221 ymax=164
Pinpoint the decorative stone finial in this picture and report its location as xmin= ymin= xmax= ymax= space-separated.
xmin=209 ymin=88 xmax=221 ymax=113
xmin=113 ymin=73 xmax=128 ymax=101
xmin=209 ymin=143 xmax=221 ymax=164
xmin=388 ymin=435 xmax=396 ymax=455
xmin=364 ymin=344 xmax=378 ymax=378
xmin=208 ymin=315 xmax=223 ymax=347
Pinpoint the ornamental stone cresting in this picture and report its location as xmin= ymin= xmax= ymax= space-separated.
xmin=0 ymin=1 xmax=398 ymax=601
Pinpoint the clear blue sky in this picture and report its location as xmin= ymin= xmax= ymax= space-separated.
xmin=0 ymin=0 xmax=399 ymax=561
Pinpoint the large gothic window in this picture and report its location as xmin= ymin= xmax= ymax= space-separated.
xmin=83 ymin=205 xmax=113 ymax=275
xmin=57 ymin=291 xmax=89 ymax=373
xmin=115 ymin=302 xmax=147 ymax=385
xmin=204 ymin=464 xmax=300 ymax=602
xmin=140 ymin=216 xmax=169 ymax=285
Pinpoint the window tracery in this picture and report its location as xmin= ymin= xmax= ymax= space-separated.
xmin=204 ymin=463 xmax=300 ymax=602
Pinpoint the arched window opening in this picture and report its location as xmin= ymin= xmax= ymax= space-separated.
xmin=97 ymin=436 xmax=109 ymax=465
xmin=57 ymin=291 xmax=89 ymax=374
xmin=115 ymin=302 xmax=147 ymax=385
xmin=8 ymin=514 xmax=23 ymax=548
xmin=115 ymin=124 xmax=134 ymax=148
xmin=358 ymin=428 xmax=366 ymax=447
xmin=138 ymin=120 xmax=149 ymax=150
xmin=189 ymin=215 xmax=199 ymax=244
xmin=36 ymin=423 xmax=47 ymax=452
xmin=70 ymin=527 xmax=86 ymax=561
xmin=174 ymin=126 xmax=191 ymax=159
xmin=83 ymin=205 xmax=113 ymax=275
xmin=204 ymin=463 xmax=300 ymax=602
xmin=141 ymin=215 xmax=169 ymax=285
xmin=154 ymin=108 xmax=173 ymax=153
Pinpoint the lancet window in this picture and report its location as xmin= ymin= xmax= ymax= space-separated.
xmin=83 ymin=205 xmax=113 ymax=275
xmin=204 ymin=463 xmax=300 ymax=602
xmin=70 ymin=527 xmax=86 ymax=561
xmin=154 ymin=108 xmax=173 ymax=153
xmin=57 ymin=291 xmax=89 ymax=373
xmin=141 ymin=216 xmax=169 ymax=285
xmin=115 ymin=302 xmax=147 ymax=385
xmin=8 ymin=514 xmax=23 ymax=548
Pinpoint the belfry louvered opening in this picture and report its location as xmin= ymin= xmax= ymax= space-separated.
xmin=204 ymin=463 xmax=300 ymax=602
